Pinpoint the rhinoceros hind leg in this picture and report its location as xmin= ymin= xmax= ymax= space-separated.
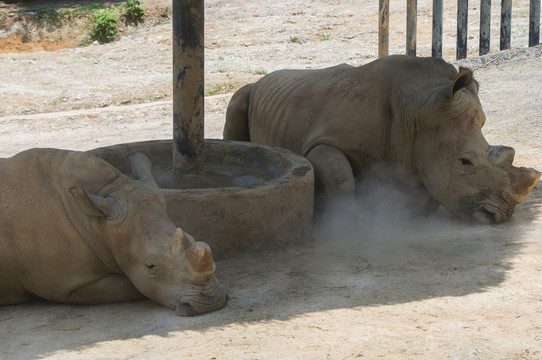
xmin=68 ymin=274 xmax=144 ymax=304
xmin=306 ymin=144 xmax=355 ymax=210
xmin=223 ymin=84 xmax=253 ymax=141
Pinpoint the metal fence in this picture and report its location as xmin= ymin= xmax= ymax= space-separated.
xmin=378 ymin=0 xmax=541 ymax=59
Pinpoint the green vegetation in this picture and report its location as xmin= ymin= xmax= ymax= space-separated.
xmin=289 ymin=36 xmax=301 ymax=44
xmin=0 ymin=1 xmax=157 ymax=47
xmin=91 ymin=7 xmax=118 ymax=44
xmin=71 ymin=4 xmax=108 ymax=13
xmin=247 ymin=69 xmax=267 ymax=75
xmin=206 ymin=83 xmax=237 ymax=96
xmin=320 ymin=33 xmax=331 ymax=41
xmin=124 ymin=0 xmax=145 ymax=23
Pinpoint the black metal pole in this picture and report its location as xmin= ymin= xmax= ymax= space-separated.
xmin=479 ymin=0 xmax=491 ymax=55
xmin=457 ymin=0 xmax=468 ymax=60
xmin=500 ymin=0 xmax=512 ymax=50
xmin=172 ymin=0 xmax=205 ymax=171
xmin=530 ymin=0 xmax=541 ymax=47
xmin=406 ymin=0 xmax=417 ymax=56
xmin=379 ymin=0 xmax=389 ymax=57
xmin=432 ymin=0 xmax=443 ymax=58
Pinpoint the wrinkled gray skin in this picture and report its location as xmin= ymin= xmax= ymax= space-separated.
xmin=0 ymin=149 xmax=227 ymax=316
xmin=224 ymin=55 xmax=540 ymax=223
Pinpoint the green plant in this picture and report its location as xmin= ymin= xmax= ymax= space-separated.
xmin=250 ymin=69 xmax=268 ymax=75
xmin=320 ymin=33 xmax=331 ymax=41
xmin=124 ymin=0 xmax=145 ymax=23
xmin=91 ymin=8 xmax=118 ymax=44
xmin=206 ymin=83 xmax=236 ymax=96
xmin=72 ymin=4 xmax=107 ymax=14
xmin=289 ymin=36 xmax=301 ymax=44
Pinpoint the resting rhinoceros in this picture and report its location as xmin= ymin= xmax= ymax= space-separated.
xmin=0 ymin=149 xmax=227 ymax=316
xmin=224 ymin=55 xmax=540 ymax=223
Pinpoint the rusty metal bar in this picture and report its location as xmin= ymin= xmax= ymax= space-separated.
xmin=457 ymin=0 xmax=468 ymax=60
xmin=530 ymin=0 xmax=541 ymax=46
xmin=406 ymin=0 xmax=417 ymax=56
xmin=379 ymin=0 xmax=389 ymax=57
xmin=479 ymin=0 xmax=491 ymax=55
xmin=172 ymin=0 xmax=205 ymax=171
xmin=432 ymin=0 xmax=443 ymax=58
xmin=500 ymin=0 xmax=512 ymax=50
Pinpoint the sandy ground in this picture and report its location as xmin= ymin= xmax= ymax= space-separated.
xmin=1 ymin=0 xmax=542 ymax=359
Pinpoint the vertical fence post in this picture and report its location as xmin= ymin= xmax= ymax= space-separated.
xmin=172 ymin=0 xmax=205 ymax=172
xmin=530 ymin=0 xmax=541 ymax=46
xmin=407 ymin=0 xmax=417 ymax=56
xmin=432 ymin=0 xmax=443 ymax=58
xmin=457 ymin=0 xmax=469 ymax=60
xmin=479 ymin=0 xmax=491 ymax=55
xmin=500 ymin=0 xmax=512 ymax=50
xmin=379 ymin=0 xmax=390 ymax=57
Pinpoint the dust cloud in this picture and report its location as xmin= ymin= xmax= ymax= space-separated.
xmin=312 ymin=171 xmax=488 ymax=268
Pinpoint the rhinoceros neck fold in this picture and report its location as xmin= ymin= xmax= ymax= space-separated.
xmin=59 ymin=178 xmax=126 ymax=274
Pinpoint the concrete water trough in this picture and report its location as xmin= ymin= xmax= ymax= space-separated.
xmin=89 ymin=0 xmax=314 ymax=259
xmin=90 ymin=139 xmax=314 ymax=259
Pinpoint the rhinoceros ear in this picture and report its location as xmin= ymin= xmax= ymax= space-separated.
xmin=448 ymin=67 xmax=473 ymax=98
xmin=128 ymin=152 xmax=158 ymax=187
xmin=69 ymin=187 xmax=113 ymax=217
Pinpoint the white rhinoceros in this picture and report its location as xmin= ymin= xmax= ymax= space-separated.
xmin=224 ymin=55 xmax=540 ymax=223
xmin=0 ymin=149 xmax=227 ymax=316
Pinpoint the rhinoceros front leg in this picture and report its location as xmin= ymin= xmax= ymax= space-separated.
xmin=68 ymin=274 xmax=144 ymax=304
xmin=306 ymin=144 xmax=355 ymax=208
xmin=0 ymin=284 xmax=31 ymax=306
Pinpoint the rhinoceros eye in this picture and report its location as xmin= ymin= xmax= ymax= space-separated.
xmin=460 ymin=158 xmax=473 ymax=166
xmin=144 ymin=255 xmax=167 ymax=278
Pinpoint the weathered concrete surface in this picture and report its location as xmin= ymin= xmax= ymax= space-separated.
xmin=90 ymin=139 xmax=314 ymax=259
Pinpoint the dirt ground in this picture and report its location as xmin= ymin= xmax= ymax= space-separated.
xmin=1 ymin=0 xmax=542 ymax=359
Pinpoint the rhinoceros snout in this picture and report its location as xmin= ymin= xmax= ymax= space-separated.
xmin=176 ymin=302 xmax=199 ymax=317
xmin=471 ymin=203 xmax=512 ymax=224
xmin=176 ymin=293 xmax=229 ymax=317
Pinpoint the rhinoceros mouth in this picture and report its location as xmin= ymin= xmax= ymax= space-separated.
xmin=471 ymin=203 xmax=509 ymax=224
xmin=175 ymin=293 xmax=229 ymax=317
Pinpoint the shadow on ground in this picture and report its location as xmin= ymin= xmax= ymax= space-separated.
xmin=1 ymin=182 xmax=540 ymax=360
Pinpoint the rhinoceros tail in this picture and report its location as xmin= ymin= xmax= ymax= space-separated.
xmin=223 ymin=83 xmax=254 ymax=141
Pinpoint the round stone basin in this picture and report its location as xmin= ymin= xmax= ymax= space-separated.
xmin=89 ymin=139 xmax=314 ymax=259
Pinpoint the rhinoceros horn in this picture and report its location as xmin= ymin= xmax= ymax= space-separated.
xmin=487 ymin=145 xmax=541 ymax=204
xmin=128 ymin=152 xmax=157 ymax=187
xmin=186 ymin=242 xmax=216 ymax=282
xmin=168 ymin=228 xmax=194 ymax=255
xmin=510 ymin=167 xmax=541 ymax=204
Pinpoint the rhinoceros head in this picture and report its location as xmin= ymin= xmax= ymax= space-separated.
xmin=70 ymin=153 xmax=227 ymax=316
xmin=412 ymin=68 xmax=540 ymax=223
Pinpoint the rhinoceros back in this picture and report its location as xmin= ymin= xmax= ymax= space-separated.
xmin=247 ymin=64 xmax=367 ymax=156
xmin=244 ymin=56 xmax=463 ymax=168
